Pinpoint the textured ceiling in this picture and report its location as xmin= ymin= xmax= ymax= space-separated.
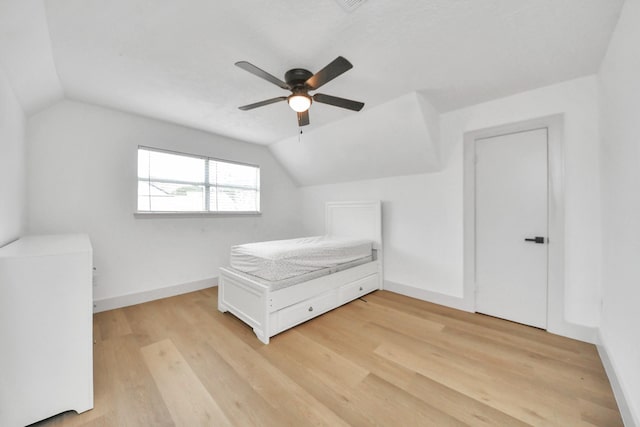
xmin=2 ymin=0 xmax=625 ymax=144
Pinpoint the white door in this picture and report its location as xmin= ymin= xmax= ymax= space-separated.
xmin=475 ymin=128 xmax=548 ymax=329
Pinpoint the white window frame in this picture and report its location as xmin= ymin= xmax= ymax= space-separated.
xmin=135 ymin=146 xmax=261 ymax=216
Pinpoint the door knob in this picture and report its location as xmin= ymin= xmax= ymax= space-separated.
xmin=524 ymin=236 xmax=545 ymax=244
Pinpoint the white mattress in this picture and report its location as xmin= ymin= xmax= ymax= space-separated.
xmin=230 ymin=236 xmax=373 ymax=282
xmin=227 ymin=255 xmax=374 ymax=291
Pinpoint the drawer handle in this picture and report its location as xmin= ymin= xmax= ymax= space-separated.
xmin=359 ymin=287 xmax=363 ymax=291
xmin=308 ymin=306 xmax=313 ymax=312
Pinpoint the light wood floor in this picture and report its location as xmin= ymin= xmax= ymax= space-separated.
xmin=34 ymin=288 xmax=622 ymax=426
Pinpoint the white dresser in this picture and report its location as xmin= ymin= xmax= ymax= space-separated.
xmin=0 ymin=234 xmax=93 ymax=427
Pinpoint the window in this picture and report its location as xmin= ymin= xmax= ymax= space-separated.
xmin=137 ymin=147 xmax=260 ymax=213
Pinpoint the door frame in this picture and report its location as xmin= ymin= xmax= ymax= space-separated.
xmin=463 ymin=114 xmax=563 ymax=332
xmin=473 ymin=127 xmax=550 ymax=328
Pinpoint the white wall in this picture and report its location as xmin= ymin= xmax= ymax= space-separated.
xmin=27 ymin=100 xmax=303 ymax=307
xmin=300 ymin=75 xmax=602 ymax=334
xmin=0 ymin=65 xmax=26 ymax=247
xmin=300 ymin=171 xmax=463 ymax=298
xmin=598 ymin=0 xmax=640 ymax=424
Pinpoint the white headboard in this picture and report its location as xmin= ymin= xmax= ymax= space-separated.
xmin=325 ymin=201 xmax=382 ymax=250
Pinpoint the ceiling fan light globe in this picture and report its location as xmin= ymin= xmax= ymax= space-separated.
xmin=288 ymin=94 xmax=311 ymax=112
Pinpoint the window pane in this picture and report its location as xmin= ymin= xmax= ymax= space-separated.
xmin=212 ymin=160 xmax=259 ymax=189
xmin=138 ymin=149 xmax=150 ymax=179
xmin=138 ymin=181 xmax=151 ymax=211
xmin=144 ymin=149 xmax=205 ymax=183
xmin=212 ymin=187 xmax=259 ymax=212
xmin=137 ymin=147 xmax=260 ymax=213
xmin=139 ymin=180 xmax=205 ymax=212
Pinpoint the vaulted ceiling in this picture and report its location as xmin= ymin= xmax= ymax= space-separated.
xmin=0 ymin=0 xmax=625 ymax=146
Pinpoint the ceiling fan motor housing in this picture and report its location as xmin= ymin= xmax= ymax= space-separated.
xmin=285 ymin=68 xmax=314 ymax=89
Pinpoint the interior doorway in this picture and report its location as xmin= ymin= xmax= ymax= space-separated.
xmin=474 ymin=128 xmax=549 ymax=328
xmin=463 ymin=115 xmax=565 ymax=334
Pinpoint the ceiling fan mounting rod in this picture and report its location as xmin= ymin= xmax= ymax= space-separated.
xmin=290 ymin=86 xmax=309 ymax=96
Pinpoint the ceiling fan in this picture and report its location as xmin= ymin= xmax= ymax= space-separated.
xmin=235 ymin=56 xmax=364 ymax=127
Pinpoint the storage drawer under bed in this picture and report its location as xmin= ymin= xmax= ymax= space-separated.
xmin=338 ymin=273 xmax=379 ymax=304
xmin=272 ymin=290 xmax=337 ymax=334
xmin=270 ymin=273 xmax=379 ymax=336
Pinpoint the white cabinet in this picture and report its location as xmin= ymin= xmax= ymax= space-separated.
xmin=0 ymin=234 xmax=93 ymax=427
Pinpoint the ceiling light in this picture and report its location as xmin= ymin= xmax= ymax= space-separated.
xmin=288 ymin=94 xmax=311 ymax=112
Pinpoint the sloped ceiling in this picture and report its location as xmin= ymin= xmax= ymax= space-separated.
xmin=26 ymin=0 xmax=622 ymax=146
xmin=0 ymin=0 xmax=63 ymax=115
xmin=0 ymin=0 xmax=625 ymax=187
xmin=271 ymin=92 xmax=441 ymax=186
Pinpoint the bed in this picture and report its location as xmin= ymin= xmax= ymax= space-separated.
xmin=218 ymin=200 xmax=383 ymax=344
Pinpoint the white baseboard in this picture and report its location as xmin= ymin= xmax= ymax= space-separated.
xmin=597 ymin=330 xmax=639 ymax=427
xmin=384 ymin=280 xmax=474 ymax=312
xmin=93 ymin=277 xmax=217 ymax=313
xmin=384 ymin=280 xmax=599 ymax=344
xmin=547 ymin=320 xmax=599 ymax=344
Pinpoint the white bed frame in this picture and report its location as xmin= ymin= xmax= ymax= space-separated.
xmin=218 ymin=201 xmax=383 ymax=344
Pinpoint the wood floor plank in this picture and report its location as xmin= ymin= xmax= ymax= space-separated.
xmin=366 ymin=291 xmax=602 ymax=371
xmin=406 ymin=372 xmax=531 ymax=427
xmin=268 ymin=329 xmax=370 ymax=389
xmin=352 ymin=296 xmax=616 ymax=408
xmin=372 ymin=327 xmax=590 ymax=426
xmin=364 ymin=293 xmax=619 ymax=413
xmin=579 ymin=397 xmax=627 ymax=427
xmin=193 ymin=305 xmax=350 ymax=426
xmin=156 ymin=296 xmax=301 ymax=426
xmin=353 ymin=373 xmax=467 ymax=426
xmin=93 ymin=309 xmax=132 ymax=341
xmin=260 ymin=333 xmax=464 ymax=426
xmin=98 ymin=334 xmax=174 ymax=426
xmin=437 ymin=326 xmax=618 ymax=408
xmin=35 ymin=287 xmax=622 ymax=427
xmin=141 ymin=338 xmax=233 ymax=426
xmin=181 ymin=339 xmax=291 ymax=426
xmin=257 ymin=333 xmax=380 ymax=426
xmin=296 ymin=306 xmax=419 ymax=389
xmin=371 ymin=290 xmax=601 ymax=358
xmin=122 ymin=299 xmax=171 ymax=347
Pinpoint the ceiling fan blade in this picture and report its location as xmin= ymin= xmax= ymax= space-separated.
xmin=305 ymin=56 xmax=353 ymax=90
xmin=297 ymin=110 xmax=310 ymax=126
xmin=238 ymin=96 xmax=287 ymax=111
xmin=235 ymin=61 xmax=290 ymax=90
xmin=313 ymin=93 xmax=364 ymax=111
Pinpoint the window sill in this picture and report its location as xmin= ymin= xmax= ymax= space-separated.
xmin=134 ymin=211 xmax=261 ymax=219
